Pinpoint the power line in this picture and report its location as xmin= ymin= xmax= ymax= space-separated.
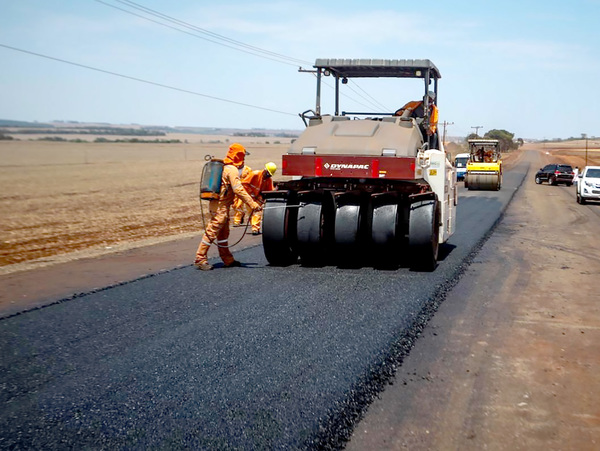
xmin=348 ymin=80 xmax=390 ymax=111
xmin=0 ymin=43 xmax=297 ymax=117
xmin=95 ymin=0 xmax=311 ymax=67
xmin=95 ymin=0 xmax=389 ymax=111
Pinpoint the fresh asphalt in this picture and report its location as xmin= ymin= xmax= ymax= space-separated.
xmin=0 ymin=161 xmax=529 ymax=449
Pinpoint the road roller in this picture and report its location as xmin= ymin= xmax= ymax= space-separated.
xmin=464 ymin=139 xmax=502 ymax=190
xmin=262 ymin=59 xmax=457 ymax=271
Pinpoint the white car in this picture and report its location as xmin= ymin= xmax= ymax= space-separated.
xmin=576 ymin=166 xmax=600 ymax=204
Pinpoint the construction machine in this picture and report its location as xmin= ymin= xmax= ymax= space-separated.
xmin=262 ymin=59 xmax=457 ymax=271
xmin=464 ymin=139 xmax=502 ymax=190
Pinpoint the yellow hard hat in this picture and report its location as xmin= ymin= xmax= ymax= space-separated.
xmin=265 ymin=162 xmax=277 ymax=176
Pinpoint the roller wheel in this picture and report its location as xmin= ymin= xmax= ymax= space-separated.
xmin=408 ymin=198 xmax=439 ymax=271
xmin=296 ymin=191 xmax=334 ymax=266
xmin=371 ymin=193 xmax=402 ymax=267
xmin=334 ymin=192 xmax=364 ymax=267
xmin=262 ymin=192 xmax=298 ymax=266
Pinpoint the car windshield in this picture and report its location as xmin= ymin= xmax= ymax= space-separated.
xmin=585 ymin=168 xmax=600 ymax=178
xmin=557 ymin=165 xmax=573 ymax=172
xmin=455 ymin=157 xmax=468 ymax=168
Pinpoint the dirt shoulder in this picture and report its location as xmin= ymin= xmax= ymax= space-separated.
xmin=347 ymin=147 xmax=600 ymax=449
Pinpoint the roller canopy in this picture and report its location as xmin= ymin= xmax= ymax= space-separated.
xmin=314 ymin=59 xmax=441 ymax=79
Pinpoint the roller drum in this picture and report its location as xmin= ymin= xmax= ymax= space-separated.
xmin=466 ymin=173 xmax=500 ymax=191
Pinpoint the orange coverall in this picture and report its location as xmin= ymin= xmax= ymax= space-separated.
xmin=195 ymin=144 xmax=260 ymax=267
xmin=241 ymin=169 xmax=275 ymax=233
xmin=394 ymin=100 xmax=438 ymax=135
xmin=232 ymin=165 xmax=253 ymax=226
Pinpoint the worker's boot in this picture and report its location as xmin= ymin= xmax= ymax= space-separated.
xmin=194 ymin=239 xmax=212 ymax=271
xmin=195 ymin=261 xmax=213 ymax=271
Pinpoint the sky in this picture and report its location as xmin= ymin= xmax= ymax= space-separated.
xmin=1 ymin=0 xmax=599 ymax=140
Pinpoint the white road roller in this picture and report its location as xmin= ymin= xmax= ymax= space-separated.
xmin=262 ymin=59 xmax=457 ymax=271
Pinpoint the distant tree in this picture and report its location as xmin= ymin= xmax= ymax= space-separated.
xmin=484 ymin=129 xmax=518 ymax=152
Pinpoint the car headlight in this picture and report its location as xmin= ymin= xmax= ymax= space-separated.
xmin=585 ymin=181 xmax=593 ymax=187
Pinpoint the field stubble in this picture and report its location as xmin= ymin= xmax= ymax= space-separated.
xmin=0 ymin=140 xmax=289 ymax=272
xmin=2 ymin=139 xmax=597 ymax=273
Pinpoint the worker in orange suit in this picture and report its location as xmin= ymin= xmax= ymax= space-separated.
xmin=194 ymin=143 xmax=261 ymax=271
xmin=232 ymin=164 xmax=253 ymax=227
xmin=241 ymin=162 xmax=277 ymax=235
xmin=394 ymin=91 xmax=438 ymax=135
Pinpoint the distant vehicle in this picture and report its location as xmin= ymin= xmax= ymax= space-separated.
xmin=535 ymin=163 xmax=574 ymax=186
xmin=464 ymin=139 xmax=502 ymax=190
xmin=576 ymin=166 xmax=600 ymax=204
xmin=454 ymin=153 xmax=470 ymax=181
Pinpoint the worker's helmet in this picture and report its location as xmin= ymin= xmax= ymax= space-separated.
xmin=265 ymin=162 xmax=277 ymax=176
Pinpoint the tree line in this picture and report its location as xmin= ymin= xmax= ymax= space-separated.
xmin=465 ymin=129 xmax=522 ymax=152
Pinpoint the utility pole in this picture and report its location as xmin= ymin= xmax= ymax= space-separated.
xmin=442 ymin=120 xmax=454 ymax=146
xmin=471 ymin=125 xmax=483 ymax=137
xmin=582 ymin=133 xmax=588 ymax=166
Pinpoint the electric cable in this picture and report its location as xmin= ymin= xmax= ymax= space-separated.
xmin=0 ymin=43 xmax=297 ymax=117
xmin=95 ymin=0 xmax=311 ymax=67
xmin=95 ymin=0 xmax=388 ymax=110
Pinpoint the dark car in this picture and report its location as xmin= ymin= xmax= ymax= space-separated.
xmin=535 ymin=163 xmax=574 ymax=186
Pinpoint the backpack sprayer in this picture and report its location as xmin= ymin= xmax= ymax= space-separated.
xmin=198 ymin=155 xmax=253 ymax=248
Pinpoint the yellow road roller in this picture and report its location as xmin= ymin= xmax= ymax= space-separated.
xmin=464 ymin=139 xmax=502 ymax=190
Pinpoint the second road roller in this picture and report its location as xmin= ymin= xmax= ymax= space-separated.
xmin=464 ymin=139 xmax=502 ymax=191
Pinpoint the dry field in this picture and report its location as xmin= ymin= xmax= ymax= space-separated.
xmin=1 ymin=137 xmax=598 ymax=274
xmin=0 ymin=137 xmax=291 ymax=272
xmin=533 ymin=138 xmax=600 ymax=169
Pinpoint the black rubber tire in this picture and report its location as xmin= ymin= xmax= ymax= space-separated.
xmin=296 ymin=191 xmax=334 ymax=266
xmin=535 ymin=176 xmax=542 ymax=184
xmin=334 ymin=192 xmax=364 ymax=266
xmin=408 ymin=199 xmax=439 ymax=272
xmin=371 ymin=194 xmax=401 ymax=267
xmin=262 ymin=192 xmax=298 ymax=266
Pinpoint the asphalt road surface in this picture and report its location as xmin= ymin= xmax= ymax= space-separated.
xmin=1 ymin=161 xmax=528 ymax=449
